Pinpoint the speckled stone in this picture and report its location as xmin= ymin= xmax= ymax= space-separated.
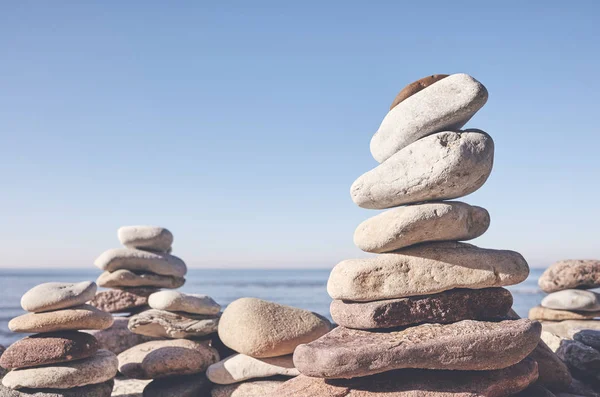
xmin=89 ymin=288 xmax=157 ymax=313
xmin=20 ymin=282 xmax=97 ymax=313
xmin=9 ymin=305 xmax=113 ymax=333
xmin=97 ymin=270 xmax=185 ymax=289
xmin=118 ymin=226 xmax=173 ymax=252
xmin=128 ymin=309 xmax=219 ymax=339
xmin=572 ymin=329 xmax=600 ymax=351
xmin=0 ymin=380 xmax=114 ymax=397
xmin=148 ymin=291 xmax=220 ymax=315
xmin=539 ymin=260 xmax=600 ymax=293
xmin=94 ymin=248 xmax=187 ymax=277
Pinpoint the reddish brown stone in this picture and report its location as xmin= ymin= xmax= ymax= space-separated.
xmin=293 ymin=319 xmax=541 ymax=379
xmin=89 ymin=288 xmax=157 ymax=313
xmin=331 ymin=288 xmax=512 ymax=329
xmin=528 ymin=340 xmax=572 ymax=391
xmin=0 ymin=331 xmax=99 ymax=370
xmin=270 ymin=358 xmax=538 ymax=397
xmin=390 ymin=74 xmax=449 ymax=110
xmin=539 ymin=260 xmax=600 ymax=293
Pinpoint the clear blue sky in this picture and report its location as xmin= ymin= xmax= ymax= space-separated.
xmin=1 ymin=1 xmax=599 ymax=269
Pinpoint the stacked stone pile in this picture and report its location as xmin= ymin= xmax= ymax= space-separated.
xmin=209 ymin=297 xmax=331 ymax=397
xmin=0 ymin=281 xmax=117 ymax=397
xmin=531 ymin=260 xmax=600 ymax=337
xmin=271 ymin=73 xmax=550 ymax=396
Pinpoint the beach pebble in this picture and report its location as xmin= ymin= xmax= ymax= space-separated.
xmin=371 ymin=73 xmax=488 ymax=163
xmin=128 ymin=309 xmax=219 ymax=339
xmin=0 ymin=331 xmax=99 ymax=370
xmin=211 ymin=379 xmax=287 ymax=397
xmin=218 ymin=298 xmax=331 ymax=358
xmin=9 ymin=305 xmax=113 ymax=333
xmin=97 ymin=270 xmax=185 ymax=289
xmin=207 ymin=354 xmax=299 ymax=385
xmin=117 ymin=339 xmax=219 ymax=380
xmin=118 ymin=226 xmax=173 ymax=252
xmin=541 ymin=331 xmax=566 ymax=352
xmin=542 ymin=289 xmax=600 ymax=312
xmin=354 ymin=201 xmax=490 ymax=253
xmin=563 ymin=378 xmax=600 ymax=397
xmin=541 ymin=320 xmax=600 ymax=338
xmin=330 ymin=287 xmax=512 ymax=329
xmin=556 ymin=340 xmax=600 ymax=382
xmin=148 ymin=291 xmax=220 ymax=315
xmin=352 ymin=131 xmax=494 ymax=209
xmin=572 ymin=329 xmax=600 ymax=351
xmin=327 ymin=242 xmax=529 ymax=302
xmin=529 ymin=306 xmax=600 ymax=321
xmin=89 ymin=288 xmax=157 ymax=313
xmin=1 ymin=350 xmax=117 ymax=390
xmin=271 ymin=358 xmax=537 ymax=397
xmin=389 ymin=74 xmax=449 ymax=109
xmin=539 ymin=260 xmax=600 ymax=293
xmin=142 ymin=374 xmax=211 ymax=397
xmin=528 ymin=340 xmax=572 ymax=391
xmin=293 ymin=319 xmax=540 ymax=379
xmin=20 ymin=282 xmax=97 ymax=313
xmin=94 ymin=248 xmax=187 ymax=277
xmin=0 ymin=380 xmax=114 ymax=397
xmin=84 ymin=317 xmax=162 ymax=355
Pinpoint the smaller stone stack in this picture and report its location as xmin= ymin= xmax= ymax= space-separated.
xmin=119 ymin=291 xmax=222 ymax=395
xmin=531 ymin=260 xmax=600 ymax=337
xmin=208 ymin=298 xmax=331 ymax=397
xmin=0 ymin=281 xmax=117 ymax=397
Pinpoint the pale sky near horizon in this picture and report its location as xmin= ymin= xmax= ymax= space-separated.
xmin=1 ymin=1 xmax=599 ymax=269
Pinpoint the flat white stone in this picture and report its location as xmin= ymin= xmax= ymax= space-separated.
xmin=148 ymin=291 xmax=220 ymax=315
xmin=371 ymin=73 xmax=488 ymax=162
xmin=206 ymin=353 xmax=299 ymax=385
xmin=542 ymin=289 xmax=600 ymax=312
xmin=20 ymin=281 xmax=97 ymax=313
xmin=118 ymin=226 xmax=173 ymax=252
xmin=94 ymin=248 xmax=187 ymax=277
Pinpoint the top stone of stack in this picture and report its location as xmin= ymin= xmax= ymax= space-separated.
xmin=118 ymin=226 xmax=173 ymax=253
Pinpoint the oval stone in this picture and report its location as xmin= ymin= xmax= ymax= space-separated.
xmin=389 ymin=74 xmax=449 ymax=110
xmin=539 ymin=260 xmax=600 ymax=293
xmin=371 ymin=73 xmax=488 ymax=163
xmin=94 ymin=248 xmax=187 ymax=277
xmin=117 ymin=339 xmax=219 ymax=380
xmin=127 ymin=309 xmax=219 ymax=339
xmin=1 ymin=350 xmax=117 ymax=390
xmin=148 ymin=291 xmax=220 ymax=315
xmin=218 ymin=298 xmax=331 ymax=358
xmin=89 ymin=288 xmax=157 ymax=313
xmin=20 ymin=282 xmax=97 ymax=313
xmin=352 ymin=131 xmax=494 ymax=209
xmin=354 ymin=201 xmax=490 ymax=253
xmin=9 ymin=305 xmax=114 ymax=333
xmin=97 ymin=270 xmax=185 ymax=289
xmin=0 ymin=331 xmax=99 ymax=370
xmin=529 ymin=306 xmax=600 ymax=321
xmin=541 ymin=289 xmax=600 ymax=312
xmin=207 ymin=354 xmax=299 ymax=385
xmin=118 ymin=226 xmax=173 ymax=253
xmin=0 ymin=380 xmax=114 ymax=397
xmin=327 ymin=242 xmax=529 ymax=302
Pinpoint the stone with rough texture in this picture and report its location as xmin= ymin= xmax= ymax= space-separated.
xmin=94 ymin=248 xmax=187 ymax=277
xmin=528 ymin=340 xmax=572 ymax=391
xmin=89 ymin=288 xmax=157 ymax=313
xmin=207 ymin=353 xmax=299 ymax=385
xmin=118 ymin=226 xmax=173 ymax=252
xmin=211 ymin=379 xmax=286 ymax=397
xmin=354 ymin=201 xmax=490 ymax=253
xmin=293 ymin=319 xmax=541 ymax=378
xmin=0 ymin=380 xmax=114 ymax=397
xmin=85 ymin=317 xmax=162 ymax=355
xmin=541 ymin=320 xmax=600 ymax=338
xmin=97 ymin=270 xmax=185 ymax=289
xmin=9 ymin=305 xmax=113 ymax=333
xmin=530 ymin=306 xmax=600 ymax=321
xmin=148 ymin=291 xmax=220 ymax=315
xmin=2 ymin=350 xmax=117 ymax=390
xmin=128 ymin=309 xmax=219 ymax=339
xmin=539 ymin=260 xmax=600 ymax=293
xmin=20 ymin=282 xmax=97 ymax=313
xmin=542 ymin=290 xmax=600 ymax=312
xmin=218 ymin=298 xmax=331 ymax=358
xmin=389 ymin=74 xmax=449 ymax=110
xmin=331 ymin=287 xmax=512 ymax=329
xmin=142 ymin=374 xmax=211 ymax=397
xmin=270 ymin=358 xmax=537 ymax=397
xmin=328 ymin=242 xmax=529 ymax=302
xmin=0 ymin=331 xmax=99 ymax=370
xmin=556 ymin=340 xmax=600 ymax=382
xmin=117 ymin=339 xmax=219 ymax=380
xmin=371 ymin=73 xmax=488 ymax=163
xmin=572 ymin=329 xmax=600 ymax=351
xmin=354 ymin=131 xmax=494 ymax=209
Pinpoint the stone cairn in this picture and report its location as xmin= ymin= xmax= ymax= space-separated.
xmin=533 ymin=259 xmax=600 ymax=390
xmin=88 ymin=226 xmax=187 ymax=354
xmin=271 ymin=73 xmax=556 ymax=396
xmin=208 ymin=297 xmax=331 ymax=396
xmin=0 ymin=281 xmax=117 ymax=397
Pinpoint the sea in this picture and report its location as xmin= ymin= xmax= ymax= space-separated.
xmin=0 ymin=268 xmax=547 ymax=347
